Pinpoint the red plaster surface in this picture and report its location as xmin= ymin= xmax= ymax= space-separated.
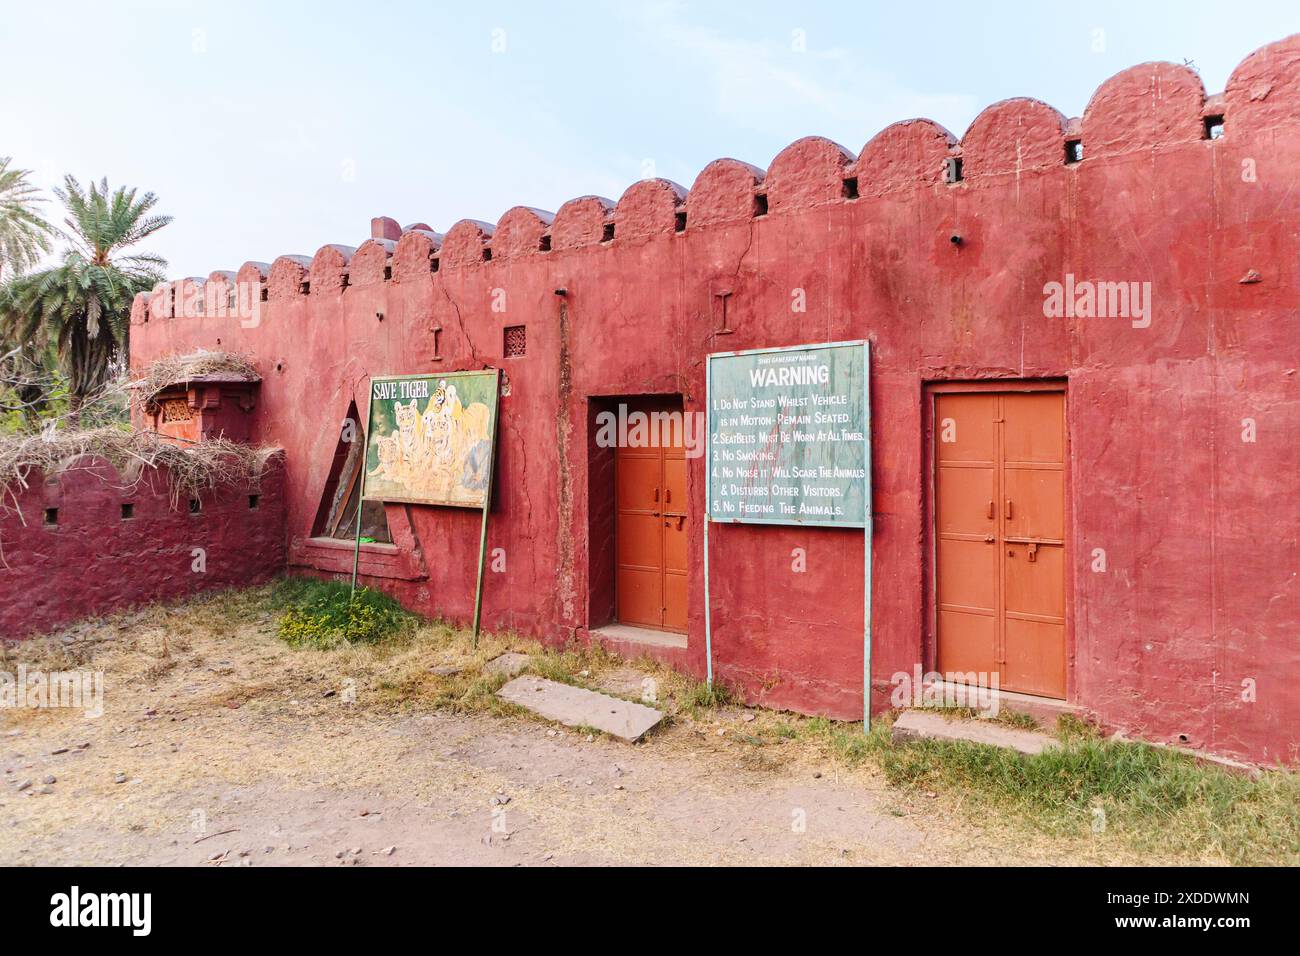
xmin=127 ymin=37 xmax=1300 ymax=764
xmin=0 ymin=457 xmax=285 ymax=640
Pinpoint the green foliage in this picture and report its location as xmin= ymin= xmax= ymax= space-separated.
xmin=677 ymin=675 xmax=733 ymax=716
xmin=272 ymin=578 xmax=414 ymax=648
xmin=0 ymin=157 xmax=52 ymax=281
xmin=0 ymin=354 xmax=129 ymax=434
xmin=0 ymin=175 xmax=170 ymax=416
xmin=870 ymin=721 xmax=1300 ymax=864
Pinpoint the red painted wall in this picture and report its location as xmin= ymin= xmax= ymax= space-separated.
xmin=0 ymin=457 xmax=285 ymax=640
xmin=130 ymin=37 xmax=1300 ymax=764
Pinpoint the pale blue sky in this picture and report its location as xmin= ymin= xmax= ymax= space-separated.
xmin=3 ymin=1 xmax=1296 ymax=277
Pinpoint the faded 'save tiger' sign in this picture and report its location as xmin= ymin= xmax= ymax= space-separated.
xmin=363 ymin=370 xmax=500 ymax=508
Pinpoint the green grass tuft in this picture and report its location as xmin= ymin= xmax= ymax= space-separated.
xmin=677 ymin=676 xmax=732 ymax=716
xmin=271 ymin=577 xmax=414 ymax=648
xmin=872 ymin=727 xmax=1300 ymax=864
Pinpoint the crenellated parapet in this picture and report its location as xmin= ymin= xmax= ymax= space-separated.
xmin=1081 ymin=62 xmax=1206 ymax=158
xmin=440 ymin=219 xmax=495 ymax=269
xmin=308 ymin=245 xmax=357 ymax=295
xmin=131 ymin=34 xmax=1300 ymax=319
xmin=492 ymin=206 xmax=554 ymax=259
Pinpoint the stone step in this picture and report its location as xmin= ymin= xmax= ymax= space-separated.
xmin=923 ymin=679 xmax=1078 ymax=727
xmin=497 ymin=676 xmax=664 ymax=742
xmin=891 ymin=710 xmax=1060 ymax=756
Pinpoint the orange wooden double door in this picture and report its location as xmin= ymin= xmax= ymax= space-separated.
xmin=934 ymin=388 xmax=1066 ymax=698
xmin=615 ymin=403 xmax=688 ymax=632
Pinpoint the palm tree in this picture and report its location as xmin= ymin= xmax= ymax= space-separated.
xmin=0 ymin=157 xmax=52 ymax=282
xmin=0 ymin=176 xmax=170 ymax=419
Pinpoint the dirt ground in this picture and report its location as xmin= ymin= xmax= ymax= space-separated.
xmin=0 ymin=590 xmax=1183 ymax=867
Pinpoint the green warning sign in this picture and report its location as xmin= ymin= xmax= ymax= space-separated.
xmin=706 ymin=341 xmax=870 ymax=528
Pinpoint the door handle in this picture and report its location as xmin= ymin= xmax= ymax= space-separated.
xmin=665 ymin=488 xmax=671 ymax=504
xmin=663 ymin=512 xmax=686 ymax=530
xmin=1004 ymin=498 xmax=1013 ymax=520
xmin=986 ymin=500 xmax=994 ymax=520
xmin=653 ymin=487 xmax=660 ymax=502
xmin=1005 ymin=542 xmax=1040 ymax=560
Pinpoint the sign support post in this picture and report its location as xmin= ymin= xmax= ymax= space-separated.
xmin=471 ymin=369 xmax=502 ymax=644
xmin=862 ymin=342 xmax=872 ymax=734
xmin=703 ymin=494 xmax=714 ymax=689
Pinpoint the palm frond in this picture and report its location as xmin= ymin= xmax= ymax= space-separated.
xmin=0 ymin=173 xmax=170 ymax=412
xmin=0 ymin=157 xmax=55 ymax=278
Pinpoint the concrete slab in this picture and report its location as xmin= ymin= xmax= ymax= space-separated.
xmin=590 ymin=624 xmax=687 ymax=649
xmin=484 ymin=653 xmax=531 ymax=678
xmin=891 ymin=710 xmax=1060 ymax=756
xmin=497 ymin=676 xmax=664 ymax=742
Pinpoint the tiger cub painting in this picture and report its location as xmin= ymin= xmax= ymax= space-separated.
xmin=366 ymin=375 xmax=495 ymax=506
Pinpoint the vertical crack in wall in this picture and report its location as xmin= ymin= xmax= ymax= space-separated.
xmin=437 ymin=281 xmax=487 ymax=368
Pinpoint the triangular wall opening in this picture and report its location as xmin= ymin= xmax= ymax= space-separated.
xmin=311 ymin=400 xmax=392 ymax=543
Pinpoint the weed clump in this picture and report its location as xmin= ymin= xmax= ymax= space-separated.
xmin=272 ymin=578 xmax=413 ymax=648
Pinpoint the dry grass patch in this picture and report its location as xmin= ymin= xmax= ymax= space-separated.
xmin=5 ymin=581 xmax=1295 ymax=866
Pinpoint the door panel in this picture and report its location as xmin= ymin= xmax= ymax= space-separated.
xmin=663 ymin=569 xmax=688 ymax=631
xmin=616 ymin=444 xmax=662 ymax=628
xmin=935 ymin=393 xmax=1001 ymax=679
xmin=938 ymin=609 xmax=997 ymax=676
xmin=936 ymin=394 xmax=998 ymax=463
xmin=662 ymin=455 xmax=689 ymax=631
xmin=1002 ymin=393 xmax=1064 ymax=462
xmin=617 ymin=568 xmax=662 ymax=628
xmin=616 ymin=453 xmax=660 ymax=510
xmin=938 ymin=539 xmax=997 ymax=611
xmin=615 ymin=401 xmax=688 ymax=633
xmin=1004 ymin=543 xmax=1065 ymax=619
xmin=1003 ymin=619 xmax=1066 ymax=699
xmin=936 ymin=467 xmax=996 ymax=537
xmin=936 ymin=389 xmax=1066 ymax=699
xmin=663 ymin=451 xmax=686 ymax=506
xmin=1004 ymin=469 xmax=1065 ymax=540
xmin=616 ymin=513 xmax=661 ymax=569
